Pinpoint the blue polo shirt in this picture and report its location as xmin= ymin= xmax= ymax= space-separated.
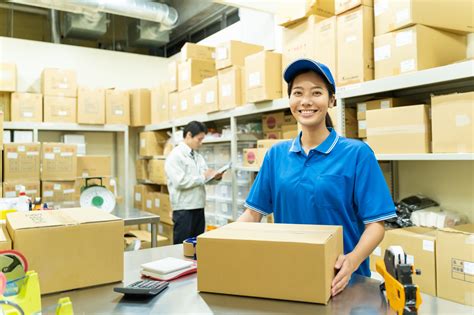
xmin=244 ymin=128 xmax=396 ymax=276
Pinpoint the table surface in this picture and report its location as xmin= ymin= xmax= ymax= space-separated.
xmin=41 ymin=245 xmax=473 ymax=314
xmin=111 ymin=206 xmax=160 ymax=225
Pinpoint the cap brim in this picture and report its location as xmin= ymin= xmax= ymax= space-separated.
xmin=283 ymin=59 xmax=334 ymax=91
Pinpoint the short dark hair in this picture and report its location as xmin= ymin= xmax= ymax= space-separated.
xmin=183 ymin=121 xmax=207 ymax=138
xmin=287 ymin=69 xmax=335 ymax=128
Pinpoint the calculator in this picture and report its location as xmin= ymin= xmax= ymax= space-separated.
xmin=114 ymin=279 xmax=169 ymax=296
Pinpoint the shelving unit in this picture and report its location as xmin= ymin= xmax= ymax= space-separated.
xmin=4 ymin=122 xmax=131 ymax=208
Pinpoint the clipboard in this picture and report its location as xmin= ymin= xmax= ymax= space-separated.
xmin=205 ymin=162 xmax=232 ymax=184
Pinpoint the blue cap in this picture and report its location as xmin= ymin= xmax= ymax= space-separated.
xmin=283 ymin=58 xmax=336 ymax=93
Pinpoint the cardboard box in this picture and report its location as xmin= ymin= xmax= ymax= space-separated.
xmin=357 ymin=98 xmax=413 ymax=120
xmin=262 ymin=112 xmax=285 ymax=132
xmin=105 ymin=89 xmax=130 ymax=125
xmin=328 ymin=107 xmax=358 ymax=138
xmin=181 ymin=42 xmax=215 ymax=62
xmin=41 ymin=143 xmax=78 ymax=181
xmin=337 ymin=6 xmax=374 ymax=86
xmin=245 ymin=51 xmax=282 ymax=103
xmin=178 ymin=88 xmax=191 ymax=119
xmin=283 ymin=115 xmax=297 ymax=125
xmin=358 ymin=120 xmax=366 ymax=138
xmin=3 ymin=143 xmax=41 ymax=181
xmin=3 ymin=181 xmax=41 ymax=200
xmin=431 ymin=92 xmax=474 ymax=153
xmin=13 ymin=129 xmax=33 ymax=143
xmin=43 ymin=96 xmax=77 ymax=123
xmin=275 ymin=0 xmax=334 ymax=26
xmin=11 ymin=92 xmax=42 ymax=122
xmin=148 ymin=159 xmax=167 ymax=185
xmin=139 ymin=131 xmax=168 ymax=157
xmin=203 ymin=76 xmax=219 ymax=113
xmin=133 ymin=184 xmax=159 ymax=210
xmin=218 ymin=66 xmax=245 ymax=110
xmin=374 ymin=25 xmax=466 ymax=80
xmin=264 ymin=131 xmax=282 ymax=139
xmin=215 ymin=41 xmax=263 ymax=70
xmin=335 ymin=0 xmax=373 ymax=15
xmin=178 ymin=59 xmax=216 ymax=91
xmin=168 ymin=61 xmax=178 ymax=93
xmin=436 ymin=224 xmax=474 ymax=305
xmin=374 ymin=0 xmax=474 ymax=36
xmin=124 ymin=230 xmax=170 ymax=249
xmin=197 ymin=222 xmax=343 ymax=304
xmin=42 ymin=68 xmax=77 ymax=97
xmin=129 ymin=89 xmax=151 ymax=127
xmin=145 ymin=191 xmax=172 ymax=225
xmin=314 ymin=17 xmax=337 ymax=84
xmin=0 ymin=63 xmax=16 ymax=92
xmin=257 ymin=139 xmax=285 ymax=165
xmin=190 ymin=83 xmax=205 ymax=116
xmin=282 ymin=130 xmax=299 ymax=139
xmin=243 ymin=148 xmax=258 ymax=167
xmin=168 ymin=92 xmax=178 ymax=120
xmin=0 ymin=92 xmax=11 ymax=121
xmin=76 ymin=155 xmax=111 ymax=178
xmin=151 ymin=84 xmax=169 ymax=124
xmin=136 ymin=159 xmax=148 ymax=181
xmin=0 ymin=224 xmax=12 ymax=250
xmin=366 ymin=105 xmax=430 ymax=154
xmin=41 ymin=181 xmax=77 ymax=205
xmin=158 ymin=221 xmax=174 ymax=243
xmin=6 ymin=208 xmax=123 ymax=294
xmin=77 ymin=87 xmax=105 ymax=124
xmin=384 ymin=227 xmax=437 ymax=296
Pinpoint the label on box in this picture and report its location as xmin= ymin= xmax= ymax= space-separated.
xmin=205 ymin=91 xmax=215 ymax=103
xmin=53 ymin=147 xmax=61 ymax=153
xmin=27 ymin=151 xmax=39 ymax=156
xmin=357 ymin=103 xmax=367 ymax=112
xmin=14 ymin=185 xmax=22 ymax=191
xmin=146 ymin=200 xmax=152 ymax=209
xmin=63 ymin=189 xmax=75 ymax=194
xmin=358 ymin=120 xmax=367 ymax=129
xmin=58 ymin=110 xmax=68 ymax=116
xmin=456 ymin=114 xmax=470 ymax=127
xmin=140 ymin=139 xmax=145 ymax=148
xmin=374 ymin=0 xmax=388 ymax=16
xmin=464 ymin=261 xmax=474 ymax=275
xmin=396 ymin=30 xmax=413 ymax=47
xmin=61 ymin=152 xmax=73 ymax=157
xmin=422 ymin=240 xmax=434 ymax=252
xmin=58 ymin=82 xmax=68 ymax=89
xmin=22 ymin=111 xmax=33 ymax=118
xmin=406 ymin=255 xmax=414 ymax=265
xmin=114 ymin=110 xmax=123 ymax=116
xmin=18 ymin=146 xmax=25 ymax=152
xmin=345 ymin=35 xmax=357 ymax=43
xmin=396 ymin=8 xmax=411 ymax=25
xmin=44 ymin=191 xmax=54 ymax=197
xmin=222 ymin=84 xmax=232 ymax=97
xmin=155 ymin=198 xmax=161 ymax=208
xmin=372 ymin=246 xmax=382 ymax=256
xmin=374 ymin=45 xmax=391 ymax=62
xmin=82 ymin=172 xmax=89 ymax=177
xmin=44 ymin=153 xmax=55 ymax=160
xmin=211 ymin=52 xmax=216 ymax=59
xmin=181 ymin=100 xmax=188 ymax=110
xmin=380 ymin=100 xmax=390 ymax=109
xmin=26 ymin=190 xmax=37 ymax=195
xmin=182 ymin=70 xmax=189 ymax=81
xmin=54 ymin=184 xmax=61 ymax=190
xmin=216 ymin=47 xmax=228 ymax=60
xmin=194 ymin=94 xmax=202 ymax=105
xmin=5 ymin=191 xmax=16 ymax=198
xmin=400 ymin=59 xmax=415 ymax=72
xmin=135 ymin=192 xmax=141 ymax=201
xmin=248 ymin=72 xmax=261 ymax=88
xmin=7 ymin=152 xmax=18 ymax=159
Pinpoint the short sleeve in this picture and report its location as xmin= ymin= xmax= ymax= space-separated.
xmin=354 ymin=148 xmax=396 ymax=224
xmin=244 ymin=152 xmax=273 ymax=216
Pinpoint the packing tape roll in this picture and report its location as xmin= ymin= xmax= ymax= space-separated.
xmin=183 ymin=237 xmax=197 ymax=259
xmin=387 ymin=245 xmax=405 ymax=267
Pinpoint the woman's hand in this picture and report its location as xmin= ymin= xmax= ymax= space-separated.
xmin=331 ymin=254 xmax=356 ymax=296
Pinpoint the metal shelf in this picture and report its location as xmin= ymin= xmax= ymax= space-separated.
xmin=376 ymin=153 xmax=474 ymax=161
xmin=337 ymin=60 xmax=474 ymax=100
xmin=235 ymin=165 xmax=260 ymax=172
xmin=4 ymin=122 xmax=128 ymax=132
xmin=202 ymin=137 xmax=231 ymax=144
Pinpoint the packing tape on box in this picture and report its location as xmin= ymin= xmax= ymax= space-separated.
xmin=183 ymin=237 xmax=197 ymax=260
xmin=366 ymin=124 xmax=425 ymax=136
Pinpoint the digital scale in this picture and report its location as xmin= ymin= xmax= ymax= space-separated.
xmin=79 ymin=177 xmax=116 ymax=213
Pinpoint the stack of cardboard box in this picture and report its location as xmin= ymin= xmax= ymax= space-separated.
xmin=0 ymin=63 xmax=16 ymax=122
xmin=42 ymin=68 xmax=77 ymax=123
xmin=105 ymin=89 xmax=130 ymax=125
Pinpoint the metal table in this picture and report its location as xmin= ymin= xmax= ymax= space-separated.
xmin=42 ymin=245 xmax=473 ymax=314
xmin=112 ymin=206 xmax=160 ymax=247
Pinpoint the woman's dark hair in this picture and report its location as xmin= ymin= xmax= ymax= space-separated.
xmin=183 ymin=121 xmax=208 ymax=138
xmin=287 ymin=70 xmax=335 ymax=128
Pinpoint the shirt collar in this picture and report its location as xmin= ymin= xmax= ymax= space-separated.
xmin=289 ymin=128 xmax=340 ymax=155
xmin=179 ymin=142 xmax=194 ymax=156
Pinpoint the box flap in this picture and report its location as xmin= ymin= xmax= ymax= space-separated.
xmin=7 ymin=210 xmax=76 ymax=230
xmin=440 ymin=223 xmax=474 ymax=234
xmin=388 ymin=226 xmax=437 ymax=238
xmin=61 ymin=208 xmax=121 ymax=224
xmin=199 ymin=222 xmax=341 ymax=244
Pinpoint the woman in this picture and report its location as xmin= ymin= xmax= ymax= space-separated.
xmin=237 ymin=58 xmax=396 ymax=296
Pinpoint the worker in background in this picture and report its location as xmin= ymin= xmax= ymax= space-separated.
xmin=237 ymin=59 xmax=396 ymax=297
xmin=165 ymin=121 xmax=221 ymax=244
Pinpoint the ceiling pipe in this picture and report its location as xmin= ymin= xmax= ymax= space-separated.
xmin=49 ymin=9 xmax=61 ymax=43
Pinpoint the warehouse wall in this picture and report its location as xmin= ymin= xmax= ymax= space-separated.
xmin=398 ymin=161 xmax=474 ymax=222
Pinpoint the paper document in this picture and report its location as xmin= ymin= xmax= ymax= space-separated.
xmin=205 ymin=162 xmax=232 ymax=184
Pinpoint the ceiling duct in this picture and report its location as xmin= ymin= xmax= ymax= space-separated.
xmin=63 ymin=12 xmax=108 ymax=40
xmin=128 ymin=20 xmax=170 ymax=47
xmin=8 ymin=0 xmax=179 ymax=29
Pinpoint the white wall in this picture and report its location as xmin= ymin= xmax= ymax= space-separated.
xmin=0 ymin=36 xmax=169 ymax=92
